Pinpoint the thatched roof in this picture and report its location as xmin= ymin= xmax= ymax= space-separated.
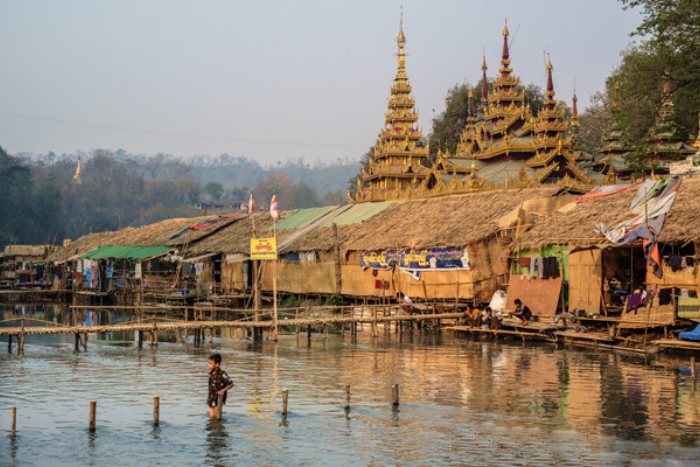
xmin=343 ymin=187 xmax=567 ymax=251
xmin=514 ymin=178 xmax=700 ymax=250
xmin=3 ymin=245 xmax=50 ymax=258
xmin=47 ymin=214 xmax=235 ymax=262
xmin=182 ymin=211 xmax=296 ymax=257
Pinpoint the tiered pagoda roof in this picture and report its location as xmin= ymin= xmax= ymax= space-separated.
xmin=423 ymin=19 xmax=594 ymax=195
xmin=353 ymin=18 xmax=429 ymax=203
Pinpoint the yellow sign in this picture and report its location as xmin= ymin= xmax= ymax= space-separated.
xmin=250 ymin=238 xmax=278 ymax=260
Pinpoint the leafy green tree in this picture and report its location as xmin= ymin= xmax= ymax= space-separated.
xmin=203 ymin=181 xmax=225 ymax=201
xmin=609 ymin=0 xmax=700 ymax=171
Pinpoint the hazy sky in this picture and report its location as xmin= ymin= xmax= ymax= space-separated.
xmin=0 ymin=1 xmax=642 ymax=166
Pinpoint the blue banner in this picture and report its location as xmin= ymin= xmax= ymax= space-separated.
xmin=361 ymin=248 xmax=471 ymax=271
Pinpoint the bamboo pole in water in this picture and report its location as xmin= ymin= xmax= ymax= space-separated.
xmin=89 ymin=401 xmax=97 ymax=431
xmin=11 ymin=407 xmax=16 ymax=437
xmin=282 ymin=389 xmax=289 ymax=416
xmin=392 ymin=384 xmax=399 ymax=406
xmin=216 ymin=395 xmax=222 ymax=420
xmin=344 ymin=384 xmax=350 ymax=410
xmin=153 ymin=396 xmax=160 ymax=426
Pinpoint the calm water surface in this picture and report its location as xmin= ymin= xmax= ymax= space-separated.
xmin=1 ymin=305 xmax=699 ymax=466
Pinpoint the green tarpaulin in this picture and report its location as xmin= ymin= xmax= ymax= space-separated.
xmin=321 ymin=201 xmax=394 ymax=226
xmin=81 ymin=245 xmax=172 ymax=260
xmin=273 ymin=206 xmax=340 ymax=231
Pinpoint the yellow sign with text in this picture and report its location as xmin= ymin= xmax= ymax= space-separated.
xmin=250 ymin=238 xmax=278 ymax=260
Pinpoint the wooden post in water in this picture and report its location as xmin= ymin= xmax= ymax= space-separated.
xmin=83 ymin=333 xmax=88 ymax=351
xmin=215 ymin=395 xmax=223 ymax=420
xmin=281 ymin=389 xmax=289 ymax=416
xmin=8 ymin=334 xmax=12 ymax=352
xmin=11 ymin=407 xmax=16 ymax=437
xmin=209 ymin=327 xmax=213 ymax=344
xmin=74 ymin=333 xmax=80 ymax=351
xmin=344 ymin=383 xmax=350 ymax=410
xmin=341 ymin=307 xmax=345 ymax=336
xmin=19 ymin=318 xmax=24 ymax=352
xmin=89 ymin=401 xmax=97 ymax=432
xmin=295 ymin=308 xmax=300 ymax=335
xmin=153 ymin=396 xmax=160 ymax=426
xmin=391 ymin=384 xmax=399 ymax=406
xmin=692 ymin=357 xmax=697 ymax=380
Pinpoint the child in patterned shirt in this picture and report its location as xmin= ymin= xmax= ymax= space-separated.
xmin=207 ymin=353 xmax=235 ymax=418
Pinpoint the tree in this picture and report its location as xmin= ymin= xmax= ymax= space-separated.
xmin=615 ymin=0 xmax=700 ymax=137
xmin=203 ymin=181 xmax=225 ymax=201
xmin=579 ymin=91 xmax=612 ymax=148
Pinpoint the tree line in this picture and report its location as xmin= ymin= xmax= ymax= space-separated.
xmin=0 ymin=147 xmax=358 ymax=250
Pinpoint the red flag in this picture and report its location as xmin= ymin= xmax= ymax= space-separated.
xmin=269 ymin=193 xmax=280 ymax=220
xmin=248 ymin=192 xmax=256 ymax=217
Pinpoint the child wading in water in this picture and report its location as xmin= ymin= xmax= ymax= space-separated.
xmin=208 ymin=353 xmax=235 ymax=418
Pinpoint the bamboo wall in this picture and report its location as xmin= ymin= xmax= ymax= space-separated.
xmin=261 ymin=261 xmax=336 ymax=295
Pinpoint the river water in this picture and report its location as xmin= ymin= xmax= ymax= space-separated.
xmin=1 ymin=304 xmax=699 ymax=466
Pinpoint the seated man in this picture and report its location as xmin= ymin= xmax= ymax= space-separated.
xmin=480 ymin=307 xmax=492 ymax=329
xmin=461 ymin=305 xmax=482 ymax=328
xmin=508 ymin=298 xmax=533 ymax=325
xmin=400 ymin=295 xmax=414 ymax=315
xmin=489 ymin=309 xmax=503 ymax=330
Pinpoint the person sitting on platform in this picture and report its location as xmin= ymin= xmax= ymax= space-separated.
xmin=489 ymin=309 xmax=503 ymax=330
xmin=508 ymin=298 xmax=532 ymax=325
xmin=481 ymin=307 xmax=493 ymax=329
xmin=461 ymin=305 xmax=482 ymax=328
xmin=400 ymin=295 xmax=414 ymax=315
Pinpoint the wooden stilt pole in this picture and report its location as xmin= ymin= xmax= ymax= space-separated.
xmin=8 ymin=334 xmax=12 ymax=352
xmin=19 ymin=318 xmax=24 ymax=352
xmin=153 ymin=396 xmax=160 ymax=426
xmin=83 ymin=333 xmax=88 ymax=351
xmin=392 ymin=384 xmax=399 ymax=406
xmin=209 ymin=327 xmax=213 ymax=344
xmin=75 ymin=333 xmax=80 ymax=351
xmin=281 ymin=389 xmax=288 ymax=416
xmin=11 ymin=407 xmax=16 ymax=437
xmin=216 ymin=395 xmax=223 ymax=420
xmin=89 ymin=401 xmax=97 ymax=432
xmin=344 ymin=383 xmax=350 ymax=410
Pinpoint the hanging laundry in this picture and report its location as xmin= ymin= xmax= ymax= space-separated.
xmin=668 ymin=254 xmax=683 ymax=272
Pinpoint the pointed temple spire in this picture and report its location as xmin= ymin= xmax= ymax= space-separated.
xmin=544 ymin=52 xmax=556 ymax=110
xmin=571 ymin=88 xmax=579 ymax=126
xmin=481 ymin=55 xmax=489 ymax=109
xmin=501 ymin=17 xmax=510 ymax=71
xmin=353 ymin=11 xmax=428 ymax=203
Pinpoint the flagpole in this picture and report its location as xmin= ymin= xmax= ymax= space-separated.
xmin=272 ymin=218 xmax=278 ymax=341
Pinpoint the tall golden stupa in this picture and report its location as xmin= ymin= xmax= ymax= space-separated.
xmin=352 ymin=17 xmax=430 ymax=203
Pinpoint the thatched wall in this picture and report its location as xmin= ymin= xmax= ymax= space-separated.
xmin=221 ymin=261 xmax=246 ymax=292
xmin=260 ymin=261 xmax=336 ymax=295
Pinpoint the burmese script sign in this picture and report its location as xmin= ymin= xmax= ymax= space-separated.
xmin=361 ymin=248 xmax=471 ymax=271
xmin=251 ymin=238 xmax=278 ymax=260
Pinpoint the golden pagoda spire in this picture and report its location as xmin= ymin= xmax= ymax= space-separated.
xmin=72 ymin=157 xmax=83 ymax=185
xmin=571 ymin=86 xmax=579 ymax=126
xmin=545 ymin=52 xmax=555 ymax=103
xmin=481 ymin=53 xmax=489 ymax=109
xmin=501 ymin=17 xmax=510 ymax=69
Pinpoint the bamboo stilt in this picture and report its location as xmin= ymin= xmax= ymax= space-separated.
xmin=282 ymin=389 xmax=288 ymax=415
xmin=89 ymin=401 xmax=97 ymax=432
xmin=11 ymin=407 xmax=16 ymax=437
xmin=392 ymin=384 xmax=399 ymax=406
xmin=153 ymin=396 xmax=160 ymax=426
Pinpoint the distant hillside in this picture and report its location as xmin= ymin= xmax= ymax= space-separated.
xmin=190 ymin=156 xmax=361 ymax=198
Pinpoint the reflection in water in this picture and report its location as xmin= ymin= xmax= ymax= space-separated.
xmin=205 ymin=418 xmax=230 ymax=465
xmin=1 ymin=304 xmax=700 ymax=466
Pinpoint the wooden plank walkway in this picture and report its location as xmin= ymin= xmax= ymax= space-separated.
xmin=0 ymin=312 xmax=464 ymax=337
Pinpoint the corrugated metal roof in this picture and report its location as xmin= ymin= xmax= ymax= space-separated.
xmin=321 ymin=201 xmax=395 ymax=226
xmin=273 ymin=206 xmax=339 ymax=230
xmin=81 ymin=245 xmax=172 ymax=259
